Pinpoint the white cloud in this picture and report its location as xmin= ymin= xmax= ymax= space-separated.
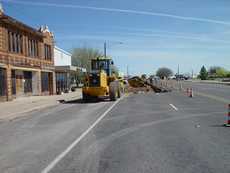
xmin=4 ymin=0 xmax=230 ymax=25
xmin=56 ymin=31 xmax=230 ymax=44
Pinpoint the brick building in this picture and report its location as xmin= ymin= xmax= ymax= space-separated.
xmin=0 ymin=7 xmax=56 ymax=101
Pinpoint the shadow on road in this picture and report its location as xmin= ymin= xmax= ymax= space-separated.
xmin=209 ymin=124 xmax=227 ymax=128
xmin=58 ymin=98 xmax=111 ymax=104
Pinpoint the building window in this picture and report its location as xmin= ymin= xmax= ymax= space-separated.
xmin=41 ymin=72 xmax=49 ymax=92
xmin=24 ymin=71 xmax=32 ymax=93
xmin=28 ymin=38 xmax=39 ymax=58
xmin=44 ymin=44 xmax=52 ymax=60
xmin=56 ymin=72 xmax=68 ymax=93
xmin=8 ymin=31 xmax=23 ymax=54
xmin=0 ymin=68 xmax=6 ymax=96
xmin=11 ymin=70 xmax=16 ymax=95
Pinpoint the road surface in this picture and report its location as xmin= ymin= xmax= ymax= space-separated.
xmin=181 ymin=81 xmax=230 ymax=103
xmin=0 ymin=83 xmax=230 ymax=173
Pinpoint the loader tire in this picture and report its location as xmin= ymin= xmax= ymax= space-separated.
xmin=82 ymin=93 xmax=90 ymax=102
xmin=117 ymin=88 xmax=121 ymax=98
xmin=109 ymin=82 xmax=117 ymax=101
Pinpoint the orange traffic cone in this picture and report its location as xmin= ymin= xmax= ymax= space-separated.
xmin=189 ymin=88 xmax=193 ymax=98
xmin=186 ymin=88 xmax=189 ymax=96
xmin=224 ymin=104 xmax=230 ymax=127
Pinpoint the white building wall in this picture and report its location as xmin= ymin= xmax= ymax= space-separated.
xmin=54 ymin=46 xmax=72 ymax=66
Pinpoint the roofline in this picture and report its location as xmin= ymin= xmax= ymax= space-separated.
xmin=54 ymin=46 xmax=72 ymax=56
xmin=91 ymin=56 xmax=112 ymax=60
xmin=55 ymin=65 xmax=87 ymax=72
xmin=0 ymin=13 xmax=43 ymax=37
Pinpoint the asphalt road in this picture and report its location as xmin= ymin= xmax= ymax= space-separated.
xmin=0 ymin=99 xmax=114 ymax=173
xmin=181 ymin=81 xmax=230 ymax=103
xmin=0 ymin=83 xmax=230 ymax=173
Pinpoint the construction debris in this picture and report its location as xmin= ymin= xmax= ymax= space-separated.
xmin=128 ymin=76 xmax=170 ymax=93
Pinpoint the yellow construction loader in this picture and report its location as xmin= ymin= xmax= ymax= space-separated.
xmin=82 ymin=57 xmax=121 ymax=101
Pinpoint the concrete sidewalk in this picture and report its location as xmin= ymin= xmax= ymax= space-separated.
xmin=0 ymin=89 xmax=82 ymax=121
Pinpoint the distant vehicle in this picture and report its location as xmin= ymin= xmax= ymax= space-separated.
xmin=169 ymin=76 xmax=176 ymax=80
xmin=175 ymin=74 xmax=190 ymax=80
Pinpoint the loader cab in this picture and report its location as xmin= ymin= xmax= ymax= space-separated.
xmin=85 ymin=58 xmax=113 ymax=88
xmin=91 ymin=58 xmax=113 ymax=76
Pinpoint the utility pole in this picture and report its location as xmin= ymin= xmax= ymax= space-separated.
xmin=104 ymin=41 xmax=107 ymax=58
xmin=177 ymin=64 xmax=180 ymax=76
xmin=104 ymin=41 xmax=123 ymax=59
xmin=127 ymin=65 xmax=129 ymax=78
xmin=0 ymin=1 xmax=4 ymax=13
xmin=177 ymin=64 xmax=182 ymax=90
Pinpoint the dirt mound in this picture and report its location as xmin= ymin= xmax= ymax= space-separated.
xmin=128 ymin=76 xmax=168 ymax=93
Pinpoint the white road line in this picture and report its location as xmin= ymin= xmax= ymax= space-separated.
xmin=169 ymin=104 xmax=178 ymax=111
xmin=41 ymin=95 xmax=125 ymax=173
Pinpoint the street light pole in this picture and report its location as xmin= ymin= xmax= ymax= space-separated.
xmin=177 ymin=64 xmax=180 ymax=76
xmin=104 ymin=41 xmax=107 ymax=58
xmin=104 ymin=41 xmax=123 ymax=59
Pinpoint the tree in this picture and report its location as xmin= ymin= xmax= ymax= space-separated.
xmin=156 ymin=67 xmax=173 ymax=79
xmin=72 ymin=47 xmax=103 ymax=72
xmin=216 ymin=68 xmax=228 ymax=78
xmin=209 ymin=66 xmax=222 ymax=75
xmin=208 ymin=66 xmax=229 ymax=78
xmin=199 ymin=66 xmax=208 ymax=80
xmin=226 ymin=72 xmax=230 ymax=78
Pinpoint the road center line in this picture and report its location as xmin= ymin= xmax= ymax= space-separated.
xmin=41 ymin=95 xmax=126 ymax=173
xmin=169 ymin=104 xmax=178 ymax=111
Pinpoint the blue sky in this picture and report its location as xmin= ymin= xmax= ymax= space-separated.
xmin=2 ymin=0 xmax=230 ymax=75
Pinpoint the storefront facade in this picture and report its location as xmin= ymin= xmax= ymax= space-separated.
xmin=0 ymin=9 xmax=56 ymax=101
xmin=54 ymin=46 xmax=71 ymax=94
xmin=54 ymin=46 xmax=86 ymax=94
xmin=56 ymin=71 xmax=68 ymax=93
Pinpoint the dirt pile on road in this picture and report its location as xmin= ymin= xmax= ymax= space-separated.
xmin=128 ymin=76 xmax=163 ymax=93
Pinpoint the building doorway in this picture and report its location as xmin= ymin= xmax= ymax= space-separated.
xmin=41 ymin=72 xmax=53 ymax=95
xmin=56 ymin=72 xmax=68 ymax=94
xmin=11 ymin=70 xmax=16 ymax=96
xmin=13 ymin=70 xmax=33 ymax=97
xmin=23 ymin=71 xmax=32 ymax=94
xmin=0 ymin=68 xmax=7 ymax=99
xmin=15 ymin=70 xmax=24 ymax=97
